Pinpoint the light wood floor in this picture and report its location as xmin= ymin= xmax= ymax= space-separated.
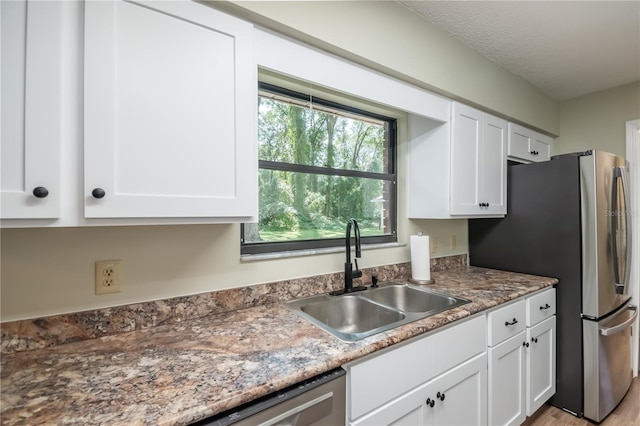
xmin=523 ymin=377 xmax=639 ymax=425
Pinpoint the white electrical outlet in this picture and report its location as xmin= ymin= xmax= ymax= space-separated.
xmin=95 ymin=260 xmax=122 ymax=295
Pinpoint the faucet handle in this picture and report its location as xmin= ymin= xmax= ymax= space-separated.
xmin=371 ymin=273 xmax=378 ymax=288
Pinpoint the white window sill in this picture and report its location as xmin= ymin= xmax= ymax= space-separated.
xmin=240 ymin=241 xmax=404 ymax=262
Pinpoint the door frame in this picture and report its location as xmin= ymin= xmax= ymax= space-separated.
xmin=625 ymin=119 xmax=640 ymax=377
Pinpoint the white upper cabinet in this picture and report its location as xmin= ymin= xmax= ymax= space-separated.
xmin=450 ymin=103 xmax=507 ymax=216
xmin=409 ymin=102 xmax=507 ymax=219
xmin=409 ymin=102 xmax=506 ymax=219
xmin=1 ymin=1 xmax=257 ymax=227
xmin=1 ymin=0 xmax=63 ymax=219
xmin=84 ymin=0 xmax=256 ymax=219
xmin=508 ymin=123 xmax=552 ymax=163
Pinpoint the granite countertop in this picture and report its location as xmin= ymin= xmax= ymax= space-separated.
xmin=0 ymin=266 xmax=557 ymax=426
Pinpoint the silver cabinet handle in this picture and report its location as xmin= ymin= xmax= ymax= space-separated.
xmin=600 ymin=306 xmax=638 ymax=336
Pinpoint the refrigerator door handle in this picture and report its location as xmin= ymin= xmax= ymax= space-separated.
xmin=600 ymin=305 xmax=638 ymax=336
xmin=610 ymin=166 xmax=631 ymax=294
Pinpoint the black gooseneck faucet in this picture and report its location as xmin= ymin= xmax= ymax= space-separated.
xmin=331 ymin=218 xmax=367 ymax=295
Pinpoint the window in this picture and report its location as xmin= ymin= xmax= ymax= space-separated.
xmin=241 ymin=82 xmax=397 ymax=255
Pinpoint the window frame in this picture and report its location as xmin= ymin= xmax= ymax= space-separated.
xmin=241 ymin=82 xmax=397 ymax=256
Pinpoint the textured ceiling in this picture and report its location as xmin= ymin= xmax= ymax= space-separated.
xmin=398 ymin=1 xmax=640 ymax=101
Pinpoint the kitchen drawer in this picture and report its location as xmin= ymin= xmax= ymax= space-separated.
xmin=526 ymin=288 xmax=556 ymax=326
xmin=488 ymin=299 xmax=526 ymax=347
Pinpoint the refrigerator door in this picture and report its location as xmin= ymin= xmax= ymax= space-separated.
xmin=580 ymin=151 xmax=632 ymax=319
xmin=582 ymin=304 xmax=637 ymax=422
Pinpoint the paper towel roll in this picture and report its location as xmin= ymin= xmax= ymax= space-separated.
xmin=410 ymin=234 xmax=431 ymax=282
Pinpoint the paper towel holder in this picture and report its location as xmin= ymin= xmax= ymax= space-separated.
xmin=409 ymin=277 xmax=435 ymax=285
xmin=409 ymin=231 xmax=435 ymax=285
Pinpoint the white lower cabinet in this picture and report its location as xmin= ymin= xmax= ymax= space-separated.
xmin=431 ymin=354 xmax=487 ymax=426
xmin=345 ymin=288 xmax=556 ymax=426
xmin=487 ymin=288 xmax=556 ymax=425
xmin=345 ymin=315 xmax=487 ymax=426
xmin=353 ymin=354 xmax=487 ymax=426
xmin=488 ymin=332 xmax=527 ymax=425
xmin=526 ymin=316 xmax=556 ymax=415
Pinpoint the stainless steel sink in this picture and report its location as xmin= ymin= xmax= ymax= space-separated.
xmin=299 ymin=295 xmax=406 ymax=340
xmin=361 ymin=284 xmax=466 ymax=313
xmin=286 ymin=282 xmax=470 ymax=342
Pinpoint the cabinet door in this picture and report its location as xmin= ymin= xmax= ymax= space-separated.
xmin=1 ymin=0 xmax=62 ymax=219
xmin=530 ymin=133 xmax=552 ymax=162
xmin=479 ymin=114 xmax=507 ymax=215
xmin=488 ymin=331 xmax=526 ymax=426
xmin=450 ymin=103 xmax=482 ymax=215
xmin=507 ymin=123 xmax=534 ymax=162
xmin=351 ymin=380 xmax=430 ymax=426
xmin=84 ymin=1 xmax=256 ymax=219
xmin=430 ymin=353 xmax=487 ymax=426
xmin=526 ymin=316 xmax=556 ymax=415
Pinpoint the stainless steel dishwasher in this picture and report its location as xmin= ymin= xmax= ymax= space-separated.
xmin=194 ymin=367 xmax=346 ymax=426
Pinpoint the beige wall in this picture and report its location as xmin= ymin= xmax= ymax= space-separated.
xmin=0 ymin=219 xmax=461 ymax=321
xmin=554 ymin=82 xmax=640 ymax=156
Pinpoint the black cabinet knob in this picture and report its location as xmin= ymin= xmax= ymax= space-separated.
xmin=437 ymin=391 xmax=445 ymax=401
xmin=523 ymin=341 xmax=530 ymax=347
xmin=91 ymin=188 xmax=106 ymax=199
xmin=426 ymin=397 xmax=435 ymax=407
xmin=532 ymin=337 xmax=538 ymax=343
xmin=540 ymin=303 xmax=551 ymax=310
xmin=32 ymin=186 xmax=49 ymax=198
xmin=505 ymin=318 xmax=518 ymax=326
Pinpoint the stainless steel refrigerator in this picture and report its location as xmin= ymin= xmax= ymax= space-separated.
xmin=469 ymin=150 xmax=636 ymax=422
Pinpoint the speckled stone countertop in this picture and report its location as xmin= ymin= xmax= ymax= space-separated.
xmin=1 ymin=266 xmax=557 ymax=426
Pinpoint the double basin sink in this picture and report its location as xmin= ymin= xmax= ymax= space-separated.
xmin=286 ymin=283 xmax=470 ymax=341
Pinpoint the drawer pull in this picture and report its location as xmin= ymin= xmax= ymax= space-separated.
xmin=540 ymin=303 xmax=551 ymax=310
xmin=505 ymin=318 xmax=518 ymax=326
xmin=426 ymin=398 xmax=435 ymax=407
xmin=523 ymin=341 xmax=529 ymax=347
xmin=437 ymin=392 xmax=445 ymax=401
xmin=531 ymin=337 xmax=538 ymax=343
